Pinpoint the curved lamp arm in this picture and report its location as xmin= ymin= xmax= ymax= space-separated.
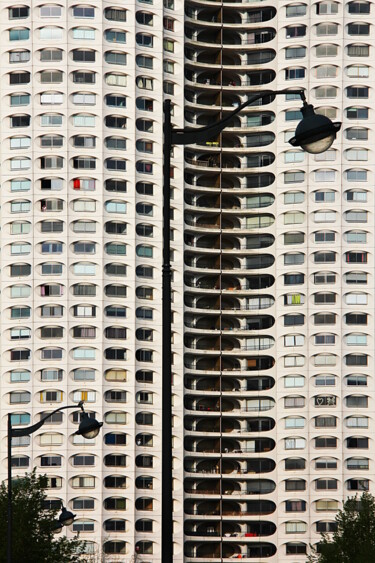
xmin=10 ymin=401 xmax=85 ymax=438
xmin=169 ymin=88 xmax=306 ymax=146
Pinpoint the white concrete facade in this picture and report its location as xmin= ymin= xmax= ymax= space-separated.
xmin=0 ymin=0 xmax=374 ymax=562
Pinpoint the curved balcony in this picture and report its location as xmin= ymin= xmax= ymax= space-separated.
xmin=185 ymin=520 xmax=276 ymax=538
xmin=184 ymin=294 xmax=275 ymax=313
xmin=184 ymin=541 xmax=277 ymax=559
xmin=185 ymin=478 xmax=276 ymax=496
xmin=185 ymin=436 xmax=276 ymax=454
xmin=185 ymin=152 xmax=275 ymax=171
xmin=185 ymin=5 xmax=276 ymax=28
xmin=184 ymin=192 xmax=275 ymax=210
xmin=184 ymin=395 xmax=275 ymax=414
xmin=185 ymin=273 xmax=275 ymax=292
xmin=185 ymin=171 xmax=275 ymax=190
xmin=185 ymin=499 xmax=277 ymax=516
xmin=185 ymin=458 xmax=276 ymax=476
xmin=185 ymin=374 xmax=276 ymax=393
xmin=184 ymin=416 xmax=276 ymax=433
xmin=185 ymin=313 xmax=275 ymax=331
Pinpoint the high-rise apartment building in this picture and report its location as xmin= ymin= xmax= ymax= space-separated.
xmin=0 ymin=0 xmax=373 ymax=561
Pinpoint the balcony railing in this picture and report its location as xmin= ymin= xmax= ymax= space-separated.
xmin=186 ymin=404 xmax=275 ymax=413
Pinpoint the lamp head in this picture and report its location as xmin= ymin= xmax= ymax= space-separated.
xmin=289 ymin=103 xmax=341 ymax=154
xmin=76 ymin=412 xmax=103 ymax=439
xmin=59 ymin=506 xmax=76 ymax=527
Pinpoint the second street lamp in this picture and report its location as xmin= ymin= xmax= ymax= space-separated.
xmin=7 ymin=401 xmax=102 ymax=563
xmin=289 ymin=100 xmax=341 ymax=154
xmin=58 ymin=505 xmax=76 ymax=527
xmin=161 ymin=88 xmax=341 ymax=562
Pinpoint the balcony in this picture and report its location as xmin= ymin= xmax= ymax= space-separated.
xmin=185 ymin=313 xmax=275 ymax=331
xmin=185 ymin=499 xmax=276 ymax=516
xmin=184 ymin=395 xmax=276 ymax=413
xmin=184 ymin=294 xmax=275 ymax=312
xmin=185 ymin=458 xmax=276 ymax=475
xmin=184 ymin=273 xmax=275 ymax=291
xmin=184 ymin=541 xmax=277 ymax=559
xmin=185 ymin=520 xmax=276 ymax=538
xmin=185 ymin=152 xmax=275 ymax=170
xmin=185 ymin=478 xmax=276 ymax=496
xmin=185 ymin=436 xmax=276 ymax=454
xmin=185 ymin=414 xmax=275 ymax=435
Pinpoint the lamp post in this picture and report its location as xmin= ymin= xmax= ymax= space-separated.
xmin=7 ymin=401 xmax=102 ymax=563
xmin=161 ymin=88 xmax=341 ymax=562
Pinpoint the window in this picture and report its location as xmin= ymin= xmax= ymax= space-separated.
xmin=316 ymin=44 xmax=338 ymax=58
xmin=136 ymin=33 xmax=153 ymax=47
xmin=72 ymin=49 xmax=96 ymax=62
xmin=9 ymin=71 xmax=30 ymax=85
xmin=316 ymin=23 xmax=338 ymax=36
xmin=71 ymin=476 xmax=96 ymax=488
xmin=72 ymin=27 xmax=95 ymax=40
xmin=284 ymin=212 xmax=305 ymax=225
xmin=347 ymin=65 xmax=369 ymax=79
xmin=10 ymin=391 xmax=31 ymax=404
xmin=73 ymin=6 xmax=95 ymax=18
xmin=315 ymin=334 xmax=336 ymax=345
xmin=105 ymin=30 xmax=126 ymax=45
xmin=285 ymin=417 xmax=305 ymax=430
xmin=9 ymin=49 xmax=30 ymax=63
xmin=10 ymin=285 xmax=31 ymax=299
xmin=73 ymin=70 xmax=96 ymax=84
xmin=285 ymin=46 xmax=306 ymax=59
xmin=315 ymin=416 xmax=336 ymax=428
xmin=284 ymin=233 xmax=304 ymax=246
xmin=347 ymin=86 xmax=369 ymax=99
xmin=9 ymin=6 xmax=30 ymax=19
xmin=346 ymin=107 xmax=369 ymax=120
xmin=285 ymin=500 xmax=306 ymax=512
xmin=10 ymin=156 xmax=31 ymax=170
xmin=40 ymin=70 xmax=63 ymax=84
xmin=10 ymin=264 xmax=31 ymax=277
xmin=346 ymin=395 xmax=368 ymax=408
xmin=315 ymin=437 xmax=337 ymax=448
xmin=348 ymin=23 xmax=370 ymax=35
xmin=285 ymin=67 xmax=305 ymax=80
xmin=105 ymin=51 xmax=127 ymax=65
xmin=73 ymin=199 xmax=96 ymax=213
xmin=349 ymin=2 xmax=371 ymax=14
xmin=39 ymin=26 xmax=63 ymax=40
xmin=286 ymin=4 xmax=307 ymax=17
xmin=105 ymin=7 xmax=127 ymax=21
xmin=286 ymin=25 xmax=306 ymax=38
xmin=10 ymin=348 xmax=31 ymax=361
xmin=315 ymin=65 xmax=338 ymax=79
xmin=10 ymin=94 xmax=30 ymax=106
xmin=286 ymin=543 xmax=307 ymax=555
xmin=136 ymin=11 xmax=154 ymax=25
xmin=136 ymin=76 xmax=154 ymax=90
xmin=9 ymin=28 xmax=30 ymax=41
xmin=317 ymin=1 xmax=339 ymax=14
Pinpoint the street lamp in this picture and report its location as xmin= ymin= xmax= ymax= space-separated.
xmin=7 ymin=401 xmax=102 ymax=563
xmin=161 ymin=88 xmax=341 ymax=562
xmin=289 ymin=100 xmax=341 ymax=154
xmin=58 ymin=505 xmax=76 ymax=527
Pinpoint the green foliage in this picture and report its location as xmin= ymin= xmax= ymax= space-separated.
xmin=307 ymin=492 xmax=375 ymax=563
xmin=0 ymin=470 xmax=85 ymax=563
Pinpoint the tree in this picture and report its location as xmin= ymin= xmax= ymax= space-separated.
xmin=0 ymin=471 xmax=85 ymax=563
xmin=307 ymin=492 xmax=375 ymax=563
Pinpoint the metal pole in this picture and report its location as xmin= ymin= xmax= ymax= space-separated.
xmin=162 ymin=98 xmax=173 ymax=563
xmin=7 ymin=414 xmax=12 ymax=563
